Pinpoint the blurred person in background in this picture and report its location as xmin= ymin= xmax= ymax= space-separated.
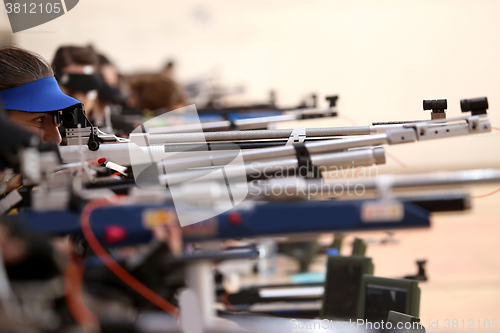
xmin=129 ymin=73 xmax=187 ymax=118
xmin=52 ymin=45 xmax=137 ymax=136
xmin=98 ymin=53 xmax=120 ymax=89
xmin=95 ymin=51 xmax=131 ymax=107
xmin=52 ymin=45 xmax=100 ymax=120
xmin=93 ymin=51 xmax=143 ymax=134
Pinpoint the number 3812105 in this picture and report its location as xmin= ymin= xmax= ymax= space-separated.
xmin=5 ymin=2 xmax=62 ymax=14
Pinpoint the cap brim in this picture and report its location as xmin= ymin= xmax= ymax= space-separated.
xmin=0 ymin=77 xmax=82 ymax=112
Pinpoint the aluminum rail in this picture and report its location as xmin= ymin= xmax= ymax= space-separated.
xmin=145 ymin=113 xmax=486 ymax=144
xmin=154 ymin=114 xmax=489 ymax=170
xmin=155 ymin=133 xmax=395 ymax=173
xmin=158 ymin=147 xmax=385 ymax=186
xmin=145 ymin=126 xmax=371 ymax=144
xmin=251 ymin=168 xmax=500 ymax=198
xmin=146 ymin=120 xmax=232 ymax=134
xmin=59 ymin=115 xmax=490 ymax=170
xmin=144 ymin=106 xmax=337 ymax=134
xmin=234 ymin=106 xmax=336 ymax=130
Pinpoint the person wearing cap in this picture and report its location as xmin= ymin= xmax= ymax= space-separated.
xmin=0 ymin=46 xmax=105 ymax=192
xmin=0 ymin=46 xmax=83 ymax=144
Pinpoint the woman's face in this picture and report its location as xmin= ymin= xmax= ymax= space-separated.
xmin=8 ymin=111 xmax=62 ymax=144
xmin=60 ymin=64 xmax=98 ymax=117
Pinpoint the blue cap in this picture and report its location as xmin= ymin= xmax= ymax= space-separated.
xmin=0 ymin=76 xmax=81 ymax=112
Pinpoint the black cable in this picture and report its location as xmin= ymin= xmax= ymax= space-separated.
xmin=82 ymin=110 xmax=102 ymax=151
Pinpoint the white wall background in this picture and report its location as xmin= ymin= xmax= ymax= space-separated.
xmin=1 ymin=0 xmax=500 ymax=170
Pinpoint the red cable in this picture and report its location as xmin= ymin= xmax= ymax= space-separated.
xmin=472 ymin=187 xmax=500 ymax=199
xmin=64 ymin=254 xmax=100 ymax=331
xmin=80 ymin=196 xmax=179 ymax=317
xmin=385 ymin=152 xmax=407 ymax=168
